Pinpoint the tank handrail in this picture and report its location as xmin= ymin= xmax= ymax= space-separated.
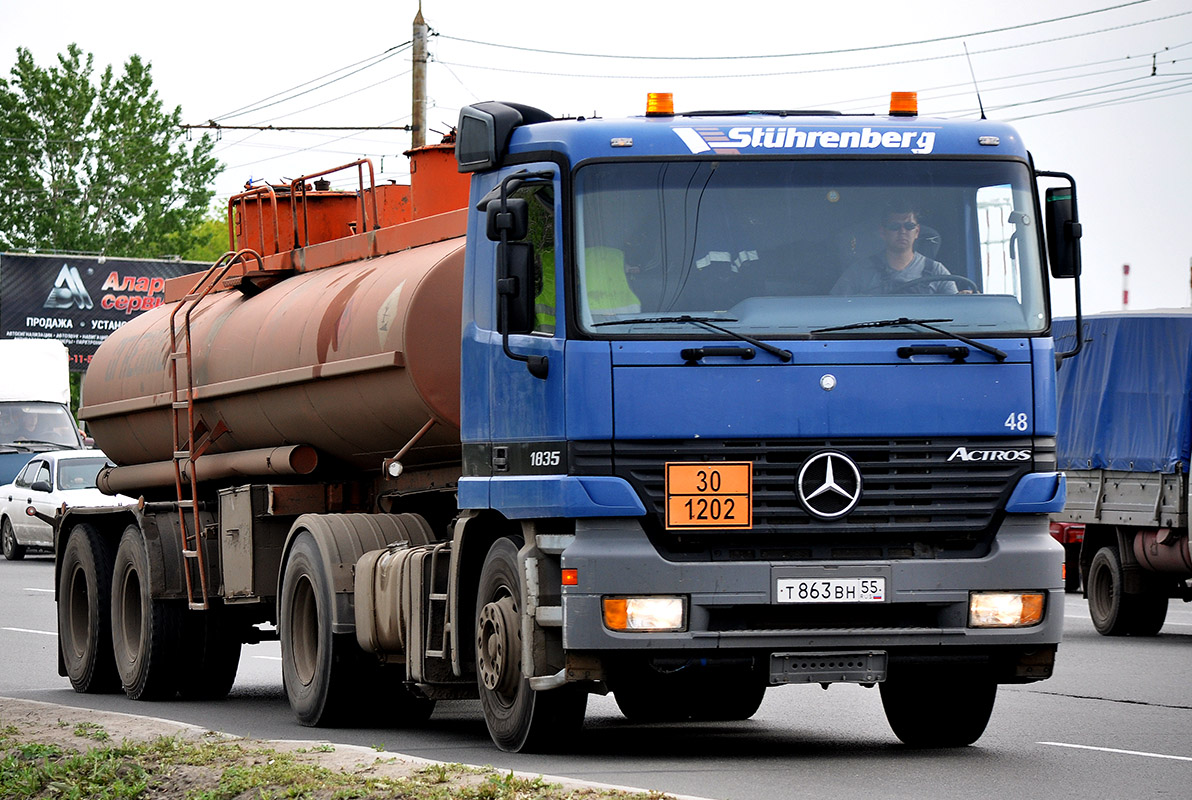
xmin=165 ymin=246 xmax=265 ymax=611
xmin=289 ymin=158 xmax=380 ymax=249
xmin=227 ymin=185 xmax=281 ymax=256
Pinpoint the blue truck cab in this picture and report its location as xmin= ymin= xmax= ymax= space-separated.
xmin=454 ymin=94 xmax=1083 ymax=750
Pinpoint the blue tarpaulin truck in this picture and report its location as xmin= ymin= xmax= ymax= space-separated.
xmin=58 ymin=92 xmax=1082 ymax=752
xmin=1052 ymin=311 xmax=1192 ymax=635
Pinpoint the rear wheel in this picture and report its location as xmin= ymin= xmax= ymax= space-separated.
xmin=2 ymin=518 xmax=26 ymax=561
xmin=177 ymin=606 xmax=242 ymax=701
xmin=111 ymin=526 xmax=182 ymax=700
xmin=475 ymin=536 xmax=586 ymax=752
xmin=58 ymin=524 xmax=119 ymax=693
xmin=881 ymin=673 xmax=996 ymax=747
xmin=1088 ymin=546 xmax=1168 ymax=636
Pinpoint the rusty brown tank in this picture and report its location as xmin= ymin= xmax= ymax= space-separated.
xmin=80 ymin=146 xmax=470 ymax=479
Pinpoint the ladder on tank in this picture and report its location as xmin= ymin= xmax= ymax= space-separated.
xmin=167 ymin=249 xmax=263 ymax=610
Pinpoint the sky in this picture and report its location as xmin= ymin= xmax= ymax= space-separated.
xmin=1 ymin=0 xmax=1189 ymax=317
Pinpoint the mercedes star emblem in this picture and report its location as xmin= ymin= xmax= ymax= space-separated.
xmin=797 ymin=451 xmax=862 ymax=519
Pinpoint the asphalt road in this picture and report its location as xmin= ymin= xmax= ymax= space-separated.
xmin=2 ymin=552 xmax=1189 ymax=799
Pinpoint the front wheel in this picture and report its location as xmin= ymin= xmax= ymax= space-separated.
xmin=880 ymin=673 xmax=996 ymax=747
xmin=2 ymin=518 xmax=26 ymax=561
xmin=475 ymin=537 xmax=586 ymax=752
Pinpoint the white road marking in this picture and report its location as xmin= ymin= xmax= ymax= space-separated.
xmin=1040 ymin=742 xmax=1192 ymax=762
xmin=2 ymin=627 xmax=56 ymax=636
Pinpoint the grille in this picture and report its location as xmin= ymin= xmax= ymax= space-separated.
xmin=575 ymin=438 xmax=1046 ymax=554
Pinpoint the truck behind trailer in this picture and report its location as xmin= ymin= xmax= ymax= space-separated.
xmin=1053 ymin=311 xmax=1192 ymax=635
xmin=0 ymin=338 xmax=87 ymax=484
xmin=59 ymin=92 xmax=1082 ymax=752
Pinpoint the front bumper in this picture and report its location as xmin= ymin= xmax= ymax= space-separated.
xmin=558 ymin=515 xmax=1064 ymax=662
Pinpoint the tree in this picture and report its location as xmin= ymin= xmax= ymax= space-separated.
xmin=0 ymin=44 xmax=221 ymax=259
xmin=180 ymin=214 xmax=232 ymax=263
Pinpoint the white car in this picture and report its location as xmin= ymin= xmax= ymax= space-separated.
xmin=0 ymin=450 xmax=132 ymax=560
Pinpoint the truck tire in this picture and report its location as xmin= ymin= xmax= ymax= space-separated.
xmin=614 ymin=664 xmax=766 ymax=722
xmin=111 ymin=526 xmax=182 ymax=700
xmin=280 ymin=530 xmax=359 ymax=726
xmin=880 ymin=673 xmax=996 ymax=747
xmin=58 ymin=523 xmax=119 ymax=693
xmin=177 ymin=606 xmax=242 ymax=701
xmin=1087 ymin=546 xmax=1168 ymax=636
xmin=475 ymin=536 xmax=586 ymax=752
xmin=696 ymin=677 xmax=767 ymax=722
xmin=2 ymin=518 xmax=26 ymax=561
xmin=1063 ymin=542 xmax=1081 ymax=592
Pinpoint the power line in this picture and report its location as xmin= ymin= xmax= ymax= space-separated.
xmin=214 ymin=41 xmax=414 ymax=120
xmin=433 ymin=11 xmax=1191 ymax=82
xmin=184 ymin=124 xmax=412 ymax=132
xmin=212 ymin=42 xmax=412 ymax=122
xmin=434 ymin=1 xmax=1158 ymax=61
xmin=248 ymin=69 xmax=411 ymax=126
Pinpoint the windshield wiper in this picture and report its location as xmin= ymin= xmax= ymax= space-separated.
xmin=812 ymin=317 xmax=1007 ymax=362
xmin=594 ymin=315 xmax=793 ymax=362
xmin=8 ymin=439 xmax=72 ymax=449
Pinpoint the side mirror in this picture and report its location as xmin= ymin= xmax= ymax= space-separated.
xmin=1045 ymin=186 xmax=1082 ymax=279
xmin=31 ymin=481 xmax=51 ymax=493
xmin=498 ymin=242 xmax=536 ymax=335
xmin=486 ymin=197 xmax=528 ymax=242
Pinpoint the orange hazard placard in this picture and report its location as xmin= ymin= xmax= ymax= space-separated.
xmin=664 ymin=462 xmax=752 ymax=530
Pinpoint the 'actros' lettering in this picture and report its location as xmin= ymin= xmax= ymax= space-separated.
xmin=947 ymin=447 xmax=1032 ymax=462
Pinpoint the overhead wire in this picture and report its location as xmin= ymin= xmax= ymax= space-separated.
xmin=212 ymin=41 xmax=412 ymax=121
xmin=432 ymin=9 xmax=1192 ymax=82
xmin=434 ymin=1 xmax=1158 ymax=61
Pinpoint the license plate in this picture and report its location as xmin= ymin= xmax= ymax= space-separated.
xmin=664 ymin=461 xmax=752 ymax=530
xmin=776 ymin=577 xmax=886 ymax=603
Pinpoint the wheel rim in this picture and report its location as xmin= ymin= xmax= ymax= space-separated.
xmin=1088 ymin=557 xmax=1114 ymax=625
xmin=477 ymin=593 xmax=519 ymax=699
xmin=66 ymin=564 xmax=89 ymax=659
xmin=291 ymin=575 xmax=319 ymax=686
xmin=2 ymin=523 xmax=11 ymax=555
xmin=117 ymin=565 xmax=144 ymax=665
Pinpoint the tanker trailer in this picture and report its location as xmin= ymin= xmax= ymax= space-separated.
xmin=58 ymin=145 xmax=474 ymax=718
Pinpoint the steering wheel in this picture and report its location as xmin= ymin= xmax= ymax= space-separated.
xmin=891 ymin=275 xmax=980 ymax=294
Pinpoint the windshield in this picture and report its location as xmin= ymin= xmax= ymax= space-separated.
xmin=57 ymin=457 xmax=110 ymax=490
xmin=0 ymin=402 xmax=82 ymax=449
xmin=573 ymin=159 xmax=1046 ymax=337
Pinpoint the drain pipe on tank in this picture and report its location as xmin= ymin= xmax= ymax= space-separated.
xmin=383 ymin=418 xmax=437 ymax=479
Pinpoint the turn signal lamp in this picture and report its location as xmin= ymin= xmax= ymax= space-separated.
xmin=889 ymin=91 xmax=918 ymax=117
xmin=603 ymin=596 xmax=685 ymax=631
xmin=646 ymin=92 xmax=674 ymax=116
xmin=969 ymin=592 xmax=1045 ymax=628
xmin=561 ymin=568 xmax=578 ymax=586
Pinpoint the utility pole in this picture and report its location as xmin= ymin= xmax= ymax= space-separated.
xmin=412 ymin=3 xmax=428 ymax=149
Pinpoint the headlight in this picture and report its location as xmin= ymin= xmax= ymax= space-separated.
xmin=969 ymin=592 xmax=1045 ymax=628
xmin=602 ymin=596 xmax=685 ymax=632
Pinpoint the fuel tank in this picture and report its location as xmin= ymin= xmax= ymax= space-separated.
xmin=80 ymin=236 xmax=465 ymax=474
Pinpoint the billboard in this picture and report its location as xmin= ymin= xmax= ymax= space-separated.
xmin=0 ymin=253 xmax=204 ymax=370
